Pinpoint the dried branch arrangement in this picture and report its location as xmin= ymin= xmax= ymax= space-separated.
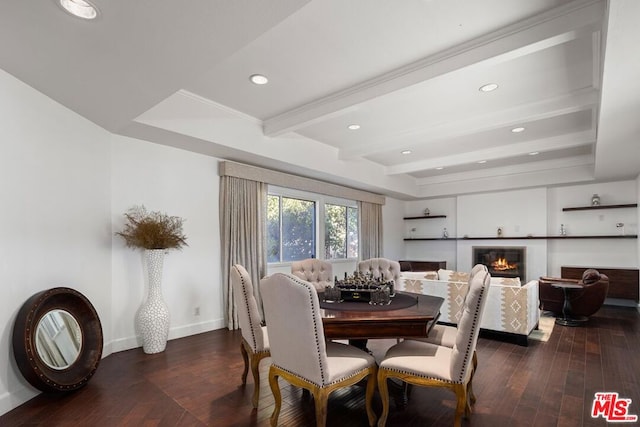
xmin=116 ymin=205 xmax=187 ymax=250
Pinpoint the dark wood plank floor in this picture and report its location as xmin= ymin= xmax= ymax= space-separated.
xmin=2 ymin=305 xmax=639 ymax=426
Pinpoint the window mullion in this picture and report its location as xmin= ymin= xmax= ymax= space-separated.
xmin=343 ymin=208 xmax=348 ymax=257
xmin=279 ymin=196 xmax=283 ymax=263
xmin=318 ymin=201 xmax=324 ymax=260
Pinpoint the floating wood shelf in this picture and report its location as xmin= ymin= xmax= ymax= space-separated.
xmin=562 ymin=203 xmax=637 ymax=212
xmin=404 ymin=238 xmax=456 ymax=241
xmin=544 ymin=235 xmax=637 ymax=239
xmin=404 ymin=235 xmax=637 ymax=241
xmin=403 ymin=215 xmax=447 ymax=220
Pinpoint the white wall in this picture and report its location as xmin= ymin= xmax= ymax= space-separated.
xmin=457 ymin=188 xmax=548 ymax=238
xmin=110 ymin=136 xmax=224 ymax=353
xmin=0 ymin=69 xmax=226 ymax=416
xmin=382 ymin=197 xmax=405 ymax=261
xmin=457 ymin=188 xmax=548 ymax=282
xmin=0 ymin=69 xmax=112 ymax=414
xmin=400 ymin=184 xmax=639 ymax=284
xmin=403 ymin=198 xmax=457 ymax=269
xmin=547 ymin=181 xmax=638 ymax=274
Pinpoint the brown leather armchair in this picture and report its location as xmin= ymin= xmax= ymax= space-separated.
xmin=539 ymin=269 xmax=609 ymax=317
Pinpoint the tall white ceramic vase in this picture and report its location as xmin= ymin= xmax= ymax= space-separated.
xmin=136 ymin=249 xmax=170 ymax=354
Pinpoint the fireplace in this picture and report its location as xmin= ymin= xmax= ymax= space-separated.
xmin=472 ymin=246 xmax=526 ymax=279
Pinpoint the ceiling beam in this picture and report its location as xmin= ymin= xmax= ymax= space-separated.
xmin=340 ymin=88 xmax=598 ymax=161
xmin=263 ymin=0 xmax=604 ymax=137
xmin=414 ymin=161 xmax=595 ymax=198
xmin=386 ymin=130 xmax=595 ymax=175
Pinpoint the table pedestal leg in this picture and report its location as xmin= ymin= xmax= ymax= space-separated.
xmin=555 ymin=287 xmax=588 ymax=327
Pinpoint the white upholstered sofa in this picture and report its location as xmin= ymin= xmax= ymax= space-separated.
xmin=397 ymin=269 xmax=540 ymax=345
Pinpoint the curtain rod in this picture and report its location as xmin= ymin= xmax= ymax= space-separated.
xmin=219 ymin=161 xmax=385 ymax=205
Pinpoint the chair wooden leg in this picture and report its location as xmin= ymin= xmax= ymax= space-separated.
xmin=249 ymin=353 xmax=262 ymax=408
xmin=378 ymin=368 xmax=475 ymax=426
xmin=464 ymin=383 xmax=472 ymax=417
xmin=240 ymin=341 xmax=249 ymax=385
xmin=469 ymin=350 xmax=478 ymax=405
xmin=453 ymin=383 xmax=467 ymax=427
xmin=268 ymin=367 xmax=282 ymax=427
xmin=313 ymin=388 xmax=329 ymax=427
xmin=468 ymin=379 xmax=476 ymax=407
xmin=365 ymin=370 xmax=377 ymax=427
xmin=377 ymin=370 xmax=391 ymax=427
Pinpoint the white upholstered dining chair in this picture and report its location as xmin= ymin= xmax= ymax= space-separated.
xmin=290 ymin=258 xmax=333 ymax=291
xmin=419 ymin=264 xmax=487 ymax=340
xmin=377 ymin=269 xmax=491 ymax=427
xmin=355 ymin=258 xmax=402 ymax=349
xmin=408 ymin=263 xmax=488 ymax=404
xmin=230 ymin=264 xmax=270 ymax=408
xmin=260 ymin=273 xmax=377 ymax=427
xmin=357 ymin=258 xmax=401 ymax=283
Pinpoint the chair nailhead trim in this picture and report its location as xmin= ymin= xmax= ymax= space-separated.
xmin=234 ymin=266 xmax=260 ymax=352
xmin=383 ymin=368 xmax=464 ymax=385
xmin=289 ymin=275 xmax=328 ymax=385
xmin=455 ymin=271 xmax=487 ymax=382
xmin=276 ymin=365 xmax=369 ymax=388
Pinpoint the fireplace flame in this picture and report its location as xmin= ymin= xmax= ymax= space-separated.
xmin=491 ymin=257 xmax=517 ymax=271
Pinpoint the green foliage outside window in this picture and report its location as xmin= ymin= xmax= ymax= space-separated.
xmin=325 ymin=204 xmax=358 ymax=259
xmin=267 ymin=195 xmax=316 ymax=262
xmin=267 ymin=194 xmax=358 ymax=263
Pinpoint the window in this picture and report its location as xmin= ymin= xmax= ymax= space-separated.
xmin=267 ymin=195 xmax=316 ymax=263
xmin=267 ymin=189 xmax=358 ymax=264
xmin=325 ymin=204 xmax=358 ymax=259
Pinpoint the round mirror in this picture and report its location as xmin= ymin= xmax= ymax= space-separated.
xmin=13 ymin=287 xmax=103 ymax=392
xmin=35 ymin=309 xmax=82 ymax=370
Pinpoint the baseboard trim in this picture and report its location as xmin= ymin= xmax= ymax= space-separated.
xmin=2 ymin=319 xmax=227 ymax=417
xmin=0 ymin=386 xmax=38 ymax=417
xmin=107 ymin=318 xmax=226 ymax=354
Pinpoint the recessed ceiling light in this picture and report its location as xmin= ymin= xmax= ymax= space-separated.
xmin=511 ymin=127 xmax=526 ymax=133
xmin=59 ymin=0 xmax=98 ymax=19
xmin=249 ymin=74 xmax=269 ymax=85
xmin=477 ymin=160 xmax=487 ymax=164
xmin=528 ymin=151 xmax=539 ymax=156
xmin=479 ymin=83 xmax=499 ymax=92
xmin=347 ymin=124 xmax=361 ymax=130
xmin=436 ymin=167 xmax=444 ymax=170
xmin=401 ymin=150 xmax=411 ymax=155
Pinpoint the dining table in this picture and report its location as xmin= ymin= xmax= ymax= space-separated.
xmin=319 ymin=291 xmax=444 ymax=340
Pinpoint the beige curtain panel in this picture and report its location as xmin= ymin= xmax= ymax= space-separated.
xmin=359 ymin=201 xmax=383 ymax=260
xmin=219 ymin=161 xmax=385 ymax=329
xmin=220 ymin=176 xmax=267 ymax=330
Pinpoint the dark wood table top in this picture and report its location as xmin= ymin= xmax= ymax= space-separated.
xmin=320 ymin=292 xmax=444 ymax=340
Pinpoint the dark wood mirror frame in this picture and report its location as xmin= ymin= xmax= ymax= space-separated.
xmin=13 ymin=287 xmax=103 ymax=392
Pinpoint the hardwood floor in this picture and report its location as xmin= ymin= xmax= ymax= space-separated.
xmin=2 ymin=305 xmax=639 ymax=426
